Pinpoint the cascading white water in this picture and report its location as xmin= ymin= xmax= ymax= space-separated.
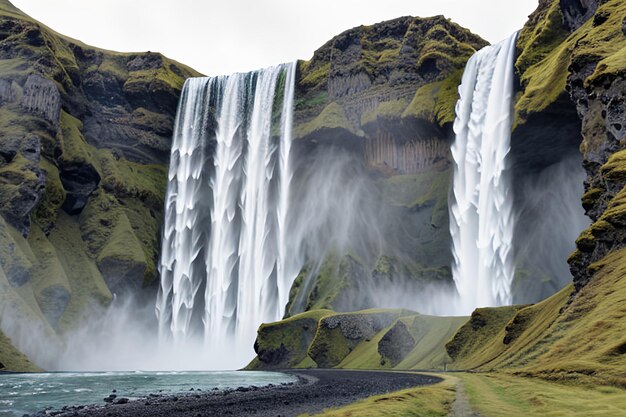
xmin=450 ymin=33 xmax=518 ymax=315
xmin=156 ymin=63 xmax=298 ymax=366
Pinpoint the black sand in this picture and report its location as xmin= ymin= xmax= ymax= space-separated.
xmin=31 ymin=369 xmax=441 ymax=417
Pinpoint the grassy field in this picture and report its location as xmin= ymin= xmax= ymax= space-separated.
xmin=460 ymin=373 xmax=626 ymax=417
xmin=306 ymin=372 xmax=626 ymax=417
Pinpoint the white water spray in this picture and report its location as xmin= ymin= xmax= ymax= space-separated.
xmin=450 ymin=33 xmax=518 ymax=314
xmin=156 ymin=63 xmax=298 ymax=367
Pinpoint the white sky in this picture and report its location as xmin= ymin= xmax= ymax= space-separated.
xmin=11 ymin=0 xmax=538 ymax=76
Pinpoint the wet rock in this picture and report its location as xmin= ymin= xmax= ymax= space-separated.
xmin=103 ymin=395 xmax=117 ymax=403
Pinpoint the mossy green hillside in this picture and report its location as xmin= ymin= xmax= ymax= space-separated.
xmin=251 ymin=309 xmax=334 ymax=369
xmin=403 ymin=69 xmax=464 ymax=126
xmin=445 ymin=305 xmax=526 ymax=370
xmin=295 ymin=102 xmax=362 ymax=140
xmin=394 ymin=315 xmax=467 ymax=370
xmin=0 ymin=216 xmax=32 ymax=286
xmin=0 ymin=326 xmax=41 ymax=372
xmin=515 ymin=0 xmax=626 ymax=128
xmin=250 ymin=309 xmax=466 ymax=372
xmin=48 ymin=212 xmax=112 ymax=332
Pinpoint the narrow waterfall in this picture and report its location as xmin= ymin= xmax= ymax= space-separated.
xmin=450 ymin=33 xmax=518 ymax=314
xmin=156 ymin=62 xmax=297 ymax=366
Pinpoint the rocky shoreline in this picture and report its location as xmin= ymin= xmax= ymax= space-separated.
xmin=26 ymin=370 xmax=441 ymax=417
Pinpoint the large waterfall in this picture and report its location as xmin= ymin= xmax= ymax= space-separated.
xmin=156 ymin=63 xmax=297 ymax=366
xmin=450 ymin=33 xmax=518 ymax=314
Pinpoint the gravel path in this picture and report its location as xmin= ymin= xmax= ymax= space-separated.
xmin=30 ymin=369 xmax=442 ymax=417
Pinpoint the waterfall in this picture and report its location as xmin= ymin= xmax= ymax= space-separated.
xmin=156 ymin=62 xmax=297 ymax=367
xmin=450 ymin=33 xmax=518 ymax=314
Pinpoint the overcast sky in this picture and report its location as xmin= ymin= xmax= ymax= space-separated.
xmin=12 ymin=0 xmax=538 ymax=76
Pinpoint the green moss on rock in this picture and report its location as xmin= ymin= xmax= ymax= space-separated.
xmin=308 ymin=309 xmax=411 ymax=368
xmin=445 ymin=306 xmax=523 ymax=368
xmin=515 ymin=0 xmax=626 ymax=128
xmin=57 ymin=111 xmax=95 ymax=167
xmin=48 ymin=212 xmax=112 ymax=332
xmin=249 ymin=309 xmax=334 ymax=369
xmin=295 ymin=102 xmax=361 ymax=140
xmin=33 ymin=158 xmax=65 ymax=232
xmin=26 ymin=225 xmax=71 ymax=326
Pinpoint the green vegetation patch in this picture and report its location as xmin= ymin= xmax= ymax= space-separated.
xmin=395 ymin=315 xmax=468 ymax=370
xmin=48 ymin=212 xmax=112 ymax=332
xmin=515 ymin=0 xmax=626 ymax=127
xmin=295 ymin=102 xmax=360 ymax=139
xmin=33 ymin=158 xmax=65 ymax=231
xmin=361 ymin=99 xmax=408 ymax=126
xmin=461 ymin=372 xmax=626 ymax=417
xmin=251 ymin=309 xmax=334 ymax=369
xmin=57 ymin=111 xmax=95 ymax=167
xmin=97 ymin=149 xmax=166 ymax=208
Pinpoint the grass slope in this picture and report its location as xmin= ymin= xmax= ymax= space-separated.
xmin=0 ymin=327 xmax=40 ymax=372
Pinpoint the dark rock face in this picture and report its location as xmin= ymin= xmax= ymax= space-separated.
xmin=295 ymin=15 xmax=487 ymax=141
xmin=0 ymin=1 xmax=200 ymax=333
xmin=560 ymin=0 xmax=599 ymax=31
xmin=0 ymin=78 xmax=14 ymax=103
xmin=378 ymin=321 xmax=416 ymax=366
xmin=569 ymin=75 xmax=626 ymax=292
xmin=59 ymin=162 xmax=100 ymax=214
xmin=0 ymin=135 xmax=45 ymax=236
xmin=20 ymin=74 xmax=61 ymax=126
xmin=323 ymin=313 xmax=396 ymax=341
xmin=510 ymin=95 xmax=582 ymax=175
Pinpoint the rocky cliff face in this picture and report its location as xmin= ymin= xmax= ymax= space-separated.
xmin=294 ymin=15 xmax=486 ymax=173
xmin=510 ymin=0 xmax=626 ymax=295
xmin=286 ymin=17 xmax=487 ymax=314
xmin=0 ymin=0 xmax=200 ymax=346
xmin=563 ymin=0 xmax=626 ymax=294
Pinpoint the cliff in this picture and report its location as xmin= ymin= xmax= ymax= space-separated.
xmin=0 ymin=0 xmax=200 ymax=364
xmin=286 ymin=17 xmax=487 ymax=315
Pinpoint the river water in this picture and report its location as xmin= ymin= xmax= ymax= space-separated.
xmin=0 ymin=370 xmax=297 ymax=416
